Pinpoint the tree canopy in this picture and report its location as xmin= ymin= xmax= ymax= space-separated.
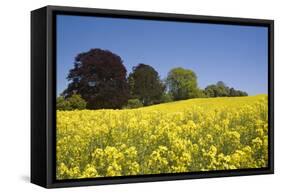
xmin=166 ymin=67 xmax=200 ymax=100
xmin=62 ymin=49 xmax=129 ymax=109
xmin=57 ymin=94 xmax=87 ymax=110
xmin=128 ymin=64 xmax=165 ymax=106
xmin=58 ymin=48 xmax=249 ymax=110
xmin=204 ymin=81 xmax=248 ymax=97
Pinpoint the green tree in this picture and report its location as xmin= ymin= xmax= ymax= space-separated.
xmin=128 ymin=64 xmax=165 ymax=106
xmin=57 ymin=94 xmax=87 ymax=110
xmin=124 ymin=99 xmax=143 ymax=109
xmin=166 ymin=67 xmax=199 ymax=100
xmin=196 ymin=89 xmax=207 ymax=98
xmin=204 ymin=81 xmax=248 ymax=97
xmin=216 ymin=81 xmax=230 ymax=97
xmin=57 ymin=96 xmax=71 ymax=110
xmin=204 ymin=84 xmax=217 ymax=97
xmin=160 ymin=92 xmax=173 ymax=103
xmin=229 ymin=88 xmax=248 ymax=97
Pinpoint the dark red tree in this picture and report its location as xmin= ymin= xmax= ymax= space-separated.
xmin=63 ymin=48 xmax=129 ymax=109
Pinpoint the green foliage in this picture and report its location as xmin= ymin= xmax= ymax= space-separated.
xmin=166 ymin=68 xmax=199 ymax=100
xmin=57 ymin=94 xmax=87 ymax=110
xmin=128 ymin=64 xmax=165 ymax=106
xmin=204 ymin=81 xmax=248 ymax=97
xmin=229 ymin=88 xmax=248 ymax=97
xmin=57 ymin=96 xmax=71 ymax=110
xmin=67 ymin=94 xmax=87 ymax=110
xmin=160 ymin=92 xmax=174 ymax=103
xmin=195 ymin=89 xmax=207 ymax=98
xmin=60 ymin=48 xmax=249 ymax=109
xmin=204 ymin=84 xmax=217 ymax=97
xmin=124 ymin=99 xmax=143 ymax=109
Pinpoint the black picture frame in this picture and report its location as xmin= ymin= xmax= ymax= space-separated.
xmin=31 ymin=5 xmax=274 ymax=188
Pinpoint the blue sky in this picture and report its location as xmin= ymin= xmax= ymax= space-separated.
xmin=57 ymin=15 xmax=268 ymax=95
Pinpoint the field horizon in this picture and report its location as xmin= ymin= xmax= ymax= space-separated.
xmin=57 ymin=94 xmax=267 ymax=112
xmin=130 ymin=94 xmax=267 ymax=111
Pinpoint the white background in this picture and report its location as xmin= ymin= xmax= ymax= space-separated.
xmin=0 ymin=0 xmax=279 ymax=193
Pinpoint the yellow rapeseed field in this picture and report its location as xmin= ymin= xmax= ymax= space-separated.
xmin=56 ymin=95 xmax=268 ymax=179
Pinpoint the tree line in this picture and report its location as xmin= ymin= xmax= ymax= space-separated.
xmin=57 ymin=48 xmax=248 ymax=110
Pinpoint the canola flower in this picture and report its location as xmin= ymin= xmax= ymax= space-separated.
xmin=56 ymin=95 xmax=268 ymax=179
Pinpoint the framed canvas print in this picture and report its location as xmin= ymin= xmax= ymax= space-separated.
xmin=31 ymin=5 xmax=274 ymax=188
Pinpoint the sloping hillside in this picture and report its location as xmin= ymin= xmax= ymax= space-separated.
xmin=138 ymin=94 xmax=267 ymax=112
